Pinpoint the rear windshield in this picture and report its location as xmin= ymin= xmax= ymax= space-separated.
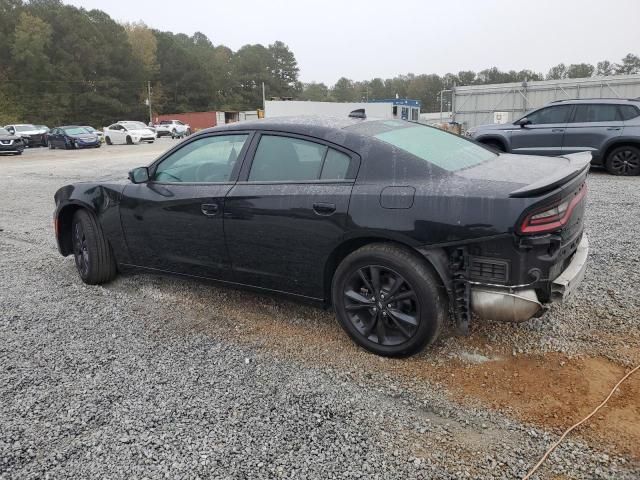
xmin=160 ymin=120 xmax=172 ymax=124
xmin=347 ymin=120 xmax=495 ymax=171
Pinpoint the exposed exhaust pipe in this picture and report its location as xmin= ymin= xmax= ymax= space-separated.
xmin=471 ymin=287 xmax=543 ymax=323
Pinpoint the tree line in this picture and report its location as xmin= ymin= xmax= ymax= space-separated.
xmin=1 ymin=0 xmax=639 ymax=127
xmin=0 ymin=0 xmax=300 ymax=126
xmin=305 ymin=54 xmax=640 ymax=113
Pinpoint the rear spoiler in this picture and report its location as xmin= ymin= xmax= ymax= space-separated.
xmin=509 ymin=152 xmax=591 ymax=198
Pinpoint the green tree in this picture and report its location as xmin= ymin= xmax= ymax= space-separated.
xmin=268 ymin=41 xmax=300 ymax=98
xmin=596 ymin=60 xmax=614 ymax=76
xmin=300 ymin=82 xmax=330 ymax=101
xmin=547 ymin=63 xmax=568 ymax=80
xmin=566 ymin=63 xmax=594 ymax=78
xmin=331 ymin=77 xmax=358 ymax=102
xmin=615 ymin=53 xmax=640 ymax=75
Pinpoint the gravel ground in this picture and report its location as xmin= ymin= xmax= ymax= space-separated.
xmin=1 ymin=143 xmax=639 ymax=479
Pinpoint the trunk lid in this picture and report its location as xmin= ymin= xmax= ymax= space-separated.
xmin=457 ymin=151 xmax=591 ymax=197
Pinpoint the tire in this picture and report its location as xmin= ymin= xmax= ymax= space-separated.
xmin=105 ymin=136 xmax=112 ymax=145
xmin=483 ymin=140 xmax=505 ymax=153
xmin=605 ymin=145 xmax=640 ymax=176
xmin=71 ymin=209 xmax=117 ymax=285
xmin=331 ymin=243 xmax=445 ymax=357
xmin=14 ymin=151 xmax=22 ymax=155
xmin=126 ymin=136 xmax=133 ymax=145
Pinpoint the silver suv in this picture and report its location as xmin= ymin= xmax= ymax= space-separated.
xmin=467 ymin=98 xmax=640 ymax=175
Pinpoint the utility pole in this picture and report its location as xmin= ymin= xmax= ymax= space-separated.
xmin=262 ymin=82 xmax=266 ymax=111
xmin=147 ymin=81 xmax=152 ymax=125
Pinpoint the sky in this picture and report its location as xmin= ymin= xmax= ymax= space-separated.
xmin=66 ymin=0 xmax=640 ymax=85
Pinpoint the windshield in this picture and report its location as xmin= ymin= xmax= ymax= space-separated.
xmin=121 ymin=122 xmax=147 ymax=129
xmin=347 ymin=120 xmax=495 ymax=172
xmin=82 ymin=126 xmax=96 ymax=132
xmin=64 ymin=127 xmax=91 ymax=135
xmin=15 ymin=125 xmax=36 ymax=132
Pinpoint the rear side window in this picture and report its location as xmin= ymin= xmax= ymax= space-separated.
xmin=248 ymin=135 xmax=352 ymax=182
xmin=619 ymin=105 xmax=640 ymax=121
xmin=572 ymin=104 xmax=621 ymax=123
xmin=526 ymin=105 xmax=572 ymax=124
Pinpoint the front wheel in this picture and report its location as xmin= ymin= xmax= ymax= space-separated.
xmin=126 ymin=136 xmax=133 ymax=145
xmin=105 ymin=136 xmax=112 ymax=145
xmin=71 ymin=209 xmax=117 ymax=285
xmin=331 ymin=244 xmax=445 ymax=357
xmin=605 ymin=146 xmax=640 ymax=176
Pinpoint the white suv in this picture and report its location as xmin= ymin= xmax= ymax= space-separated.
xmin=154 ymin=120 xmax=191 ymax=138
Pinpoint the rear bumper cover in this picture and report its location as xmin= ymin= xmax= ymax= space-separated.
xmin=471 ymin=234 xmax=588 ymax=322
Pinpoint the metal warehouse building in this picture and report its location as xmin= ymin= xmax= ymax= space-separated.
xmin=451 ymin=73 xmax=640 ymax=129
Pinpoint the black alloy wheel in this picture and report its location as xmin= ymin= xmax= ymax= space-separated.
xmin=606 ymin=146 xmax=640 ymax=176
xmin=332 ymin=244 xmax=445 ymax=357
xmin=343 ymin=265 xmax=420 ymax=347
xmin=70 ymin=210 xmax=117 ymax=285
xmin=72 ymin=219 xmax=90 ymax=279
xmin=105 ymin=136 xmax=112 ymax=145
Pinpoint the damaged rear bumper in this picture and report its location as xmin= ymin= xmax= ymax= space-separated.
xmin=470 ymin=235 xmax=588 ymax=322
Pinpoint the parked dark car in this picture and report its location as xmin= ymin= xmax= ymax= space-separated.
xmin=48 ymin=126 xmax=101 ymax=149
xmin=0 ymin=127 xmax=25 ymax=155
xmin=467 ymin=98 xmax=640 ymax=176
xmin=53 ymin=117 xmax=589 ymax=357
xmin=4 ymin=124 xmax=47 ymax=147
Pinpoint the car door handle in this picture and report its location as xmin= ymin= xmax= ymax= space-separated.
xmin=552 ymin=128 xmax=564 ymax=133
xmin=201 ymin=203 xmax=219 ymax=216
xmin=607 ymin=127 xmax=621 ymax=131
xmin=313 ymin=202 xmax=336 ymax=216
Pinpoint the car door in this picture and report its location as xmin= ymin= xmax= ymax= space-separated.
xmin=562 ymin=103 xmax=624 ymax=155
xmin=223 ymin=133 xmax=359 ymax=298
xmin=119 ymin=132 xmax=252 ymax=279
xmin=510 ymin=104 xmax=573 ymax=156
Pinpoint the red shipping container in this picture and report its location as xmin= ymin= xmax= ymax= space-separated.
xmin=154 ymin=111 xmax=218 ymax=131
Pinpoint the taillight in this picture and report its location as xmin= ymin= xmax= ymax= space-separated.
xmin=520 ymin=184 xmax=587 ymax=234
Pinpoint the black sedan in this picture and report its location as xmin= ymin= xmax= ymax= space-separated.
xmin=0 ymin=127 xmax=25 ymax=155
xmin=48 ymin=126 xmax=101 ymax=149
xmin=53 ymin=116 xmax=589 ymax=357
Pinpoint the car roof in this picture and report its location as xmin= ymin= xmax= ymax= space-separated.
xmin=549 ymin=97 xmax=640 ymax=105
xmin=199 ymin=116 xmax=374 ymax=137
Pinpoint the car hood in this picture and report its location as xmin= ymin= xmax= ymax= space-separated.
xmin=127 ymin=128 xmax=154 ymax=135
xmin=15 ymin=129 xmax=44 ymax=135
xmin=0 ymin=134 xmax=21 ymax=141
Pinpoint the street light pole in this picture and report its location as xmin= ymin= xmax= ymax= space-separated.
xmin=147 ymin=81 xmax=152 ymax=125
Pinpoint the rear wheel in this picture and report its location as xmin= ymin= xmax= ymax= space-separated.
xmin=331 ymin=244 xmax=445 ymax=357
xmin=605 ymin=146 xmax=640 ymax=176
xmin=71 ymin=209 xmax=117 ymax=285
xmin=105 ymin=136 xmax=112 ymax=145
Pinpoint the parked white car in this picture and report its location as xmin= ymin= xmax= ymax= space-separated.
xmin=154 ymin=119 xmax=191 ymax=138
xmin=103 ymin=121 xmax=155 ymax=145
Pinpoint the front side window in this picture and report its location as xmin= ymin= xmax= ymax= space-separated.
xmin=248 ymin=135 xmax=352 ymax=182
xmin=153 ymin=134 xmax=248 ymax=183
xmin=572 ymin=104 xmax=621 ymax=123
xmin=526 ymin=105 xmax=572 ymax=125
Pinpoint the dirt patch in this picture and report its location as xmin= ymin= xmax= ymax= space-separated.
xmin=146 ymin=280 xmax=640 ymax=460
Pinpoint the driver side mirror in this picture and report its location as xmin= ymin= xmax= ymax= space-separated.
xmin=515 ymin=117 xmax=531 ymax=127
xmin=129 ymin=166 xmax=150 ymax=184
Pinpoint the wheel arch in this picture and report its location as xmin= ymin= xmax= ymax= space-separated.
xmin=56 ymin=201 xmax=97 ymax=256
xmin=323 ymin=237 xmax=450 ymax=306
xmin=601 ymin=138 xmax=640 ymax=165
xmin=476 ymin=135 xmax=508 ymax=152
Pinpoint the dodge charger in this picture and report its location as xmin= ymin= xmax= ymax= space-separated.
xmin=54 ymin=116 xmax=589 ymax=357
